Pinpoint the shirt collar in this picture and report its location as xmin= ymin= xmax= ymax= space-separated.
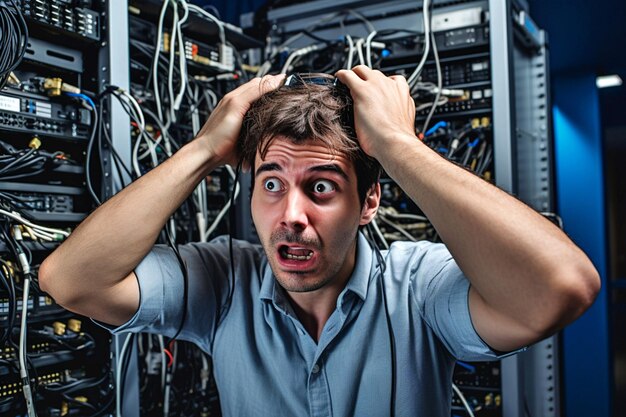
xmin=259 ymin=231 xmax=373 ymax=304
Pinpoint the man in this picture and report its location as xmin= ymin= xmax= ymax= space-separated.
xmin=39 ymin=67 xmax=600 ymax=416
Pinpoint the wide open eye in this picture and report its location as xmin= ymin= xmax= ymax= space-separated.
xmin=312 ymin=179 xmax=335 ymax=194
xmin=263 ymin=178 xmax=282 ymax=193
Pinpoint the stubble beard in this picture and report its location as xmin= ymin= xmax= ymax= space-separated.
xmin=263 ymin=229 xmax=335 ymax=293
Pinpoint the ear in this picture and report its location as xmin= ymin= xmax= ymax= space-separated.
xmin=359 ymin=183 xmax=381 ymax=226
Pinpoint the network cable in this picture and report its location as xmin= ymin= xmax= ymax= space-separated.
xmin=0 ymin=0 xmax=28 ymax=90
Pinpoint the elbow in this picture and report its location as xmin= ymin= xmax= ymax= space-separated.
xmin=38 ymin=255 xmax=54 ymax=297
xmin=538 ymin=260 xmax=601 ymax=337
xmin=569 ymin=260 xmax=601 ymax=316
xmin=38 ymin=255 xmax=77 ymax=311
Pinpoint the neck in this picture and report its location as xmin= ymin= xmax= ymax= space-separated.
xmin=287 ymin=242 xmax=357 ymax=342
xmin=288 ymin=287 xmax=342 ymax=342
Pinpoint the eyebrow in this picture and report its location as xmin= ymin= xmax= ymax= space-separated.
xmin=307 ymin=164 xmax=349 ymax=181
xmin=254 ymin=162 xmax=349 ymax=181
xmin=255 ymin=162 xmax=282 ymax=177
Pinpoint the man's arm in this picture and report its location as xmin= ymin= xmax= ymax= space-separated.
xmin=38 ymin=75 xmax=285 ymax=326
xmin=336 ymin=66 xmax=600 ymax=352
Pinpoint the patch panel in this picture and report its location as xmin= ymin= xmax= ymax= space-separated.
xmin=0 ymin=90 xmax=92 ymax=140
xmin=18 ymin=0 xmax=100 ymax=41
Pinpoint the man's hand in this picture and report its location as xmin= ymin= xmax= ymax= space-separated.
xmin=338 ymin=65 xmax=599 ymax=352
xmin=194 ymin=74 xmax=285 ymax=167
xmin=39 ymin=74 xmax=285 ymax=326
xmin=335 ymin=66 xmax=417 ymax=158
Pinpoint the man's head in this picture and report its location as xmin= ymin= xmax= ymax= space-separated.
xmin=238 ymin=73 xmax=381 ymax=205
xmin=238 ymin=74 xmax=381 ymax=294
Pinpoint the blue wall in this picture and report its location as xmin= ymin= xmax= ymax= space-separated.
xmin=553 ymin=74 xmax=611 ymax=417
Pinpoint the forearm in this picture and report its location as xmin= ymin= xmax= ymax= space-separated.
xmin=40 ymin=139 xmax=219 ymax=301
xmin=376 ymin=133 xmax=599 ymax=335
xmin=335 ymin=66 xmax=599 ymax=349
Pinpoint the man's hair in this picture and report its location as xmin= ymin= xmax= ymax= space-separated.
xmin=238 ymin=74 xmax=382 ymax=205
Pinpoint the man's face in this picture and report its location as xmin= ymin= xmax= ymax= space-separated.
xmin=251 ymin=136 xmax=378 ymax=294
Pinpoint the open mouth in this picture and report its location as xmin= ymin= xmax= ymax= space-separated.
xmin=279 ymin=245 xmax=314 ymax=261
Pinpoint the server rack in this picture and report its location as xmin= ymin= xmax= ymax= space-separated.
xmin=0 ymin=0 xmax=126 ymax=415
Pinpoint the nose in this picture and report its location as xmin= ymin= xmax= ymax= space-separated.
xmin=281 ymin=189 xmax=309 ymax=232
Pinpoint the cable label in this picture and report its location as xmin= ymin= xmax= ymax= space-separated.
xmin=0 ymin=95 xmax=20 ymax=112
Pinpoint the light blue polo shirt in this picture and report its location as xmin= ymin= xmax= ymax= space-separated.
xmin=104 ymin=233 xmax=516 ymax=416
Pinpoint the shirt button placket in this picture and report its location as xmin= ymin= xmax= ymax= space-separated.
xmin=308 ymin=361 xmax=331 ymax=417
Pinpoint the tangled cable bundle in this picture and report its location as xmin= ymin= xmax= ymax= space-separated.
xmin=0 ymin=0 xmax=28 ymax=90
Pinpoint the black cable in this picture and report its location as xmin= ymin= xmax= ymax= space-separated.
xmin=96 ymin=94 xmax=133 ymax=194
xmin=83 ymin=99 xmax=102 ymax=205
xmin=61 ymin=393 xmax=98 ymax=411
xmin=98 ymin=94 xmax=134 ymax=177
xmin=142 ymin=107 xmax=181 ymax=151
xmin=422 ymin=23 xmax=440 ymax=134
xmin=0 ymin=147 xmax=35 ymax=175
xmin=0 ymin=0 xmax=28 ymax=90
xmin=0 ymin=168 xmax=46 ymax=180
xmin=167 ymin=227 xmax=188 ymax=344
xmin=225 ymin=163 xmax=242 ymax=317
xmin=44 ymin=373 xmax=109 ymax=393
xmin=0 ymin=261 xmax=16 ymax=347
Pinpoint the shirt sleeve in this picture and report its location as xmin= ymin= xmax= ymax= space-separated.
xmin=396 ymin=241 xmax=525 ymax=361
xmin=92 ymin=236 xmax=262 ymax=354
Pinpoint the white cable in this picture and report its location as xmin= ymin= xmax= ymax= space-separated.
xmin=279 ymin=44 xmax=323 ymax=74
xmin=29 ymin=232 xmax=53 ymax=242
xmin=153 ymin=0 xmax=170 ymax=122
xmin=205 ymin=165 xmax=239 ymax=238
xmin=158 ymin=335 xmax=166 ymax=390
xmin=163 ymin=341 xmax=177 ymax=417
xmin=28 ymin=228 xmax=57 ymax=241
xmin=371 ymin=218 xmax=389 ymax=249
xmin=365 ymin=30 xmax=377 ymax=67
xmin=256 ymin=11 xmax=341 ymax=76
xmin=200 ymin=353 xmax=209 ymax=390
xmin=378 ymin=215 xmax=417 ymax=241
xmin=186 ymin=4 xmax=225 ymax=44
xmin=452 ymin=383 xmax=476 ymax=417
xmin=121 ymin=90 xmax=145 ymax=131
xmin=345 ymin=35 xmax=355 ymax=69
xmin=0 ymin=209 xmax=69 ymax=237
xmin=132 ymin=130 xmax=159 ymax=178
xmin=422 ymin=29 xmax=442 ymax=133
xmin=415 ymin=96 xmax=448 ymax=112
xmin=407 ymin=0 xmax=431 ymax=87
xmin=280 ymin=49 xmax=302 ymax=74
xmin=173 ymin=0 xmax=189 ymax=111
xmin=356 ymin=38 xmax=365 ymax=65
xmin=204 ymin=88 xmax=217 ymax=109
xmin=167 ymin=1 xmax=179 ymax=123
xmin=116 ymin=333 xmax=134 ymax=417
xmin=378 ymin=206 xmax=428 ymax=221
xmin=19 ymin=276 xmax=37 ymax=417
xmin=191 ymin=84 xmax=201 ymax=135
xmin=192 ymin=71 xmax=208 ymax=246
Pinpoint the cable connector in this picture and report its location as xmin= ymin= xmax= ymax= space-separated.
xmin=44 ymin=78 xmax=63 ymax=96
xmin=61 ymin=82 xmax=81 ymax=94
xmin=7 ymin=71 xmax=20 ymax=86
xmin=29 ymin=136 xmax=42 ymax=150
xmin=432 ymin=87 xmax=466 ymax=97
